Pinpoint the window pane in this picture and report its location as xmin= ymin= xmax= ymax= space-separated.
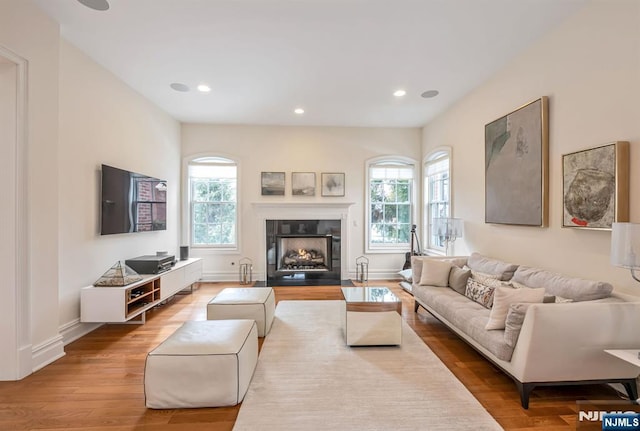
xmin=193 ymin=203 xmax=207 ymax=223
xmin=384 ymin=204 xmax=397 ymax=222
xmin=397 ymin=182 xmax=409 ymax=202
xmin=382 ymin=182 xmax=396 ymax=202
xmin=371 ymin=204 xmax=383 ymax=223
xmin=398 ymin=224 xmax=410 ymax=243
xmin=193 ymin=181 xmax=209 ymax=201
xmin=370 ymin=180 xmax=384 ymax=202
xmin=397 ymin=204 xmax=410 ymax=223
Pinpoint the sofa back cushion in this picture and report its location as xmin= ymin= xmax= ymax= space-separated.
xmin=467 ymin=252 xmax=518 ymax=281
xmin=511 ymin=266 xmax=613 ymax=302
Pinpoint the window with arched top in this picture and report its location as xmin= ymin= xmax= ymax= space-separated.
xmin=424 ymin=148 xmax=451 ymax=252
xmin=365 ymin=156 xmax=418 ymax=252
xmin=187 ymin=156 xmax=238 ymax=248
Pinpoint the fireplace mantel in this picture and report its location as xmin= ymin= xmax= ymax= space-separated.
xmin=251 ymin=201 xmax=355 ymax=214
xmin=251 ymin=202 xmax=355 ymax=283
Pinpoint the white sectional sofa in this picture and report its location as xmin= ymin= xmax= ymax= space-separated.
xmin=411 ymin=253 xmax=640 ymax=408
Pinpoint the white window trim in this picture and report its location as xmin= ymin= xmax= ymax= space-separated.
xmin=423 ymin=146 xmax=452 ymax=255
xmin=182 ymin=152 xmax=241 ymax=253
xmin=365 ymin=155 xmax=418 ymax=254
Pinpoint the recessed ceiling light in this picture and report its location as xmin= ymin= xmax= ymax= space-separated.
xmin=421 ymin=90 xmax=440 ymax=98
xmin=197 ymin=84 xmax=211 ymax=93
xmin=77 ymin=0 xmax=110 ymax=11
xmin=294 ymin=108 xmax=305 ymax=115
xmin=393 ymin=89 xmax=407 ymax=97
xmin=170 ymin=83 xmax=190 ymax=92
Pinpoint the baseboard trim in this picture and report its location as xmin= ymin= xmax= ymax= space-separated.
xmin=32 ymin=334 xmax=65 ymax=373
xmin=59 ymin=318 xmax=103 ymax=346
xmin=203 ymin=270 xmax=403 ymax=283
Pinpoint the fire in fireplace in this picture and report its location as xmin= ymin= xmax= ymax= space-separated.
xmin=276 ymin=235 xmax=332 ymax=272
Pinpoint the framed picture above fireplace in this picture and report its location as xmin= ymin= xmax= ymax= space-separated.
xmin=321 ymin=172 xmax=345 ymax=197
xmin=292 ymin=172 xmax=316 ymax=196
xmin=261 ymin=172 xmax=285 ymax=196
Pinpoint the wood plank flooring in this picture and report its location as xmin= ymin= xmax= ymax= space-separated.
xmin=0 ymin=282 xmax=625 ymax=430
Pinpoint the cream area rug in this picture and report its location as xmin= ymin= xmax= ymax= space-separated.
xmin=233 ymin=300 xmax=503 ymax=430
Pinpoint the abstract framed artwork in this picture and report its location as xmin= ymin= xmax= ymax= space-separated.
xmin=562 ymin=141 xmax=629 ymax=230
xmin=261 ymin=172 xmax=285 ymax=196
xmin=485 ymin=96 xmax=549 ymax=226
xmin=321 ymin=172 xmax=345 ymax=197
xmin=292 ymin=172 xmax=316 ymax=196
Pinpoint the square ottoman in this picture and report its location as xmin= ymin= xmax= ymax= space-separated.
xmin=144 ymin=319 xmax=258 ymax=409
xmin=207 ymin=287 xmax=275 ymax=337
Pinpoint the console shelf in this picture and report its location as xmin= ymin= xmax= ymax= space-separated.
xmin=81 ymin=258 xmax=202 ymax=324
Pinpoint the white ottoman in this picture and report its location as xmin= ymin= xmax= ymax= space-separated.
xmin=144 ymin=319 xmax=258 ymax=409
xmin=207 ymin=287 xmax=275 ymax=337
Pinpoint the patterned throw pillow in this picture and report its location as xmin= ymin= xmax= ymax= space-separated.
xmin=465 ymin=278 xmax=496 ymax=308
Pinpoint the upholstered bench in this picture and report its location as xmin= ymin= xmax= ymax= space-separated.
xmin=207 ymin=287 xmax=275 ymax=337
xmin=144 ymin=319 xmax=258 ymax=409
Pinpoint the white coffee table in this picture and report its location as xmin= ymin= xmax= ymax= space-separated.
xmin=341 ymin=286 xmax=402 ymax=346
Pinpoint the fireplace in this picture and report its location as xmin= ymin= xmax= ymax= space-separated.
xmin=266 ymin=219 xmax=341 ymax=286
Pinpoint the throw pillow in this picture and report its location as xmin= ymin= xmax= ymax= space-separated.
xmin=397 ymin=268 xmax=413 ymax=283
xmin=464 ymin=278 xmax=496 ymax=308
xmin=504 ymin=303 xmax=532 ymax=347
xmin=449 ymin=266 xmax=471 ymax=295
xmin=471 ymin=270 xmax=501 ymax=284
xmin=485 ymin=286 xmax=545 ymax=330
xmin=419 ymin=259 xmax=453 ymax=287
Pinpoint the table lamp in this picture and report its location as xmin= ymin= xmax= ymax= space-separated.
xmin=611 ymin=222 xmax=640 ymax=283
xmin=433 ymin=217 xmax=464 ymax=256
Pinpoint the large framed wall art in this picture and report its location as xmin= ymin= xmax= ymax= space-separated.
xmin=562 ymin=141 xmax=629 ymax=230
xmin=484 ymin=96 xmax=549 ymax=226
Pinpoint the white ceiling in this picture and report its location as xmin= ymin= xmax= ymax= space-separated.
xmin=32 ymin=0 xmax=587 ymax=128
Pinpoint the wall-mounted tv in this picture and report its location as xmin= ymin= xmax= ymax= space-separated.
xmin=100 ymin=164 xmax=167 ymax=235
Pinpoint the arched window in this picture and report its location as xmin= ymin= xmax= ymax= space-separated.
xmin=187 ymin=156 xmax=238 ymax=248
xmin=365 ymin=156 xmax=417 ymax=252
xmin=424 ymin=148 xmax=451 ymax=252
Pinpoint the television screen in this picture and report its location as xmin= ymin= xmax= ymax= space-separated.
xmin=100 ymin=164 xmax=167 ymax=235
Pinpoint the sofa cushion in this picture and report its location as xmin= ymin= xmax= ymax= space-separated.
xmin=467 ymin=252 xmax=518 ymax=281
xmin=449 ymin=266 xmax=471 ymax=295
xmin=486 ymin=286 xmax=545 ymax=330
xmin=512 ymin=266 xmax=613 ymax=302
xmin=413 ymin=284 xmax=516 ymax=361
xmin=419 ymin=259 xmax=452 ymax=287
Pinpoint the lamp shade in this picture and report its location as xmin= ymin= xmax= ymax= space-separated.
xmin=611 ymin=222 xmax=640 ymax=269
xmin=433 ymin=218 xmax=464 ymax=239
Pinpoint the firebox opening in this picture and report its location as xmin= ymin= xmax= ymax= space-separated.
xmin=277 ymin=235 xmax=332 ymax=272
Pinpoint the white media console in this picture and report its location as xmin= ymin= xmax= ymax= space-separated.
xmin=81 ymin=258 xmax=203 ymax=323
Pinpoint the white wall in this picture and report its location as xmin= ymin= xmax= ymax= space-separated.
xmin=422 ymin=0 xmax=640 ymax=294
xmin=58 ymin=40 xmax=181 ymax=338
xmin=181 ymin=124 xmax=421 ymax=280
xmin=0 ymin=0 xmax=61 ymax=375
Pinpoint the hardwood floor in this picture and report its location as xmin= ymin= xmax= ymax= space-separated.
xmin=0 ymin=282 xmax=624 ymax=430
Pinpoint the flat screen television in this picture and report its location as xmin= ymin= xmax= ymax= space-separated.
xmin=100 ymin=164 xmax=167 ymax=235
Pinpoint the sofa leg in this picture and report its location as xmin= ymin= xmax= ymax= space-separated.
xmin=414 ymin=301 xmax=420 ymax=313
xmin=622 ymin=379 xmax=639 ymax=402
xmin=515 ymin=381 xmax=535 ymax=409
